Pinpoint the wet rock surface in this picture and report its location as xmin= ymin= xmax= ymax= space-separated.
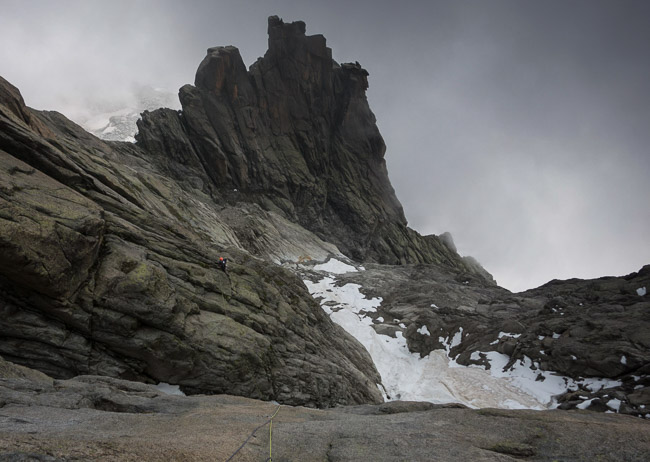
xmin=0 ymin=364 xmax=648 ymax=461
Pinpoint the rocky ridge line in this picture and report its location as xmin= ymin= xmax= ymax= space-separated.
xmin=135 ymin=16 xmax=494 ymax=281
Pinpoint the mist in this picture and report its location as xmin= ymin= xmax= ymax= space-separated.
xmin=2 ymin=0 xmax=648 ymax=291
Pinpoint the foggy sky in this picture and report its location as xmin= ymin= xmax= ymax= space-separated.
xmin=1 ymin=0 xmax=649 ymax=291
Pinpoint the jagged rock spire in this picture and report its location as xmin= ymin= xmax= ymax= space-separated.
xmin=138 ymin=16 xmax=486 ymax=274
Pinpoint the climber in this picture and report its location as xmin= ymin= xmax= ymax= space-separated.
xmin=219 ymin=257 xmax=228 ymax=274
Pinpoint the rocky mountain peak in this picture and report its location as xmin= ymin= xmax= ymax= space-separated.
xmin=137 ymin=16 xmax=489 ymax=276
xmin=1 ymin=16 xmax=649 ymax=436
xmin=194 ymin=45 xmax=248 ymax=95
xmin=266 ymin=16 xmax=324 ymax=59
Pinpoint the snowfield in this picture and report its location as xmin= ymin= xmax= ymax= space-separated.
xmin=303 ymin=259 xmax=624 ymax=411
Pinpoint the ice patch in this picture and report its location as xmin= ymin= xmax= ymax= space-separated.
xmin=538 ymin=335 xmax=545 ymax=341
xmin=637 ymin=287 xmax=646 ymax=296
xmin=313 ymin=258 xmax=358 ymax=274
xmin=417 ymin=325 xmax=431 ymax=336
xmin=552 ymin=333 xmax=561 ymax=339
xmin=621 ymin=355 xmax=627 ymax=365
xmin=154 ymin=382 xmax=185 ymax=396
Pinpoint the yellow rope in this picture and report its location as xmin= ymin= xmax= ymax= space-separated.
xmin=225 ymin=404 xmax=281 ymax=462
xmin=268 ymin=405 xmax=281 ymax=461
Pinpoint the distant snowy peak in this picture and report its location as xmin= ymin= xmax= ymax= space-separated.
xmin=79 ymin=86 xmax=180 ymax=142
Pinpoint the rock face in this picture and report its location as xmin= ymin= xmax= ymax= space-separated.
xmin=0 ymin=73 xmax=382 ymax=407
xmin=136 ymin=16 xmax=488 ymax=273
xmin=1 ymin=366 xmax=649 ymax=461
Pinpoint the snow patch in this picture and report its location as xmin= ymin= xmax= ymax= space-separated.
xmin=303 ymin=273 xmax=625 ymax=411
xmin=552 ymin=333 xmax=561 ymax=339
xmin=154 ymin=382 xmax=185 ymax=396
xmin=637 ymin=287 xmax=646 ymax=296
xmin=607 ymin=399 xmax=622 ymax=412
xmin=313 ymin=258 xmax=358 ymax=274
xmin=577 ymin=399 xmax=594 ymax=410
xmin=417 ymin=325 xmax=431 ymax=336
xmin=581 ymin=377 xmax=622 ymax=392
xmin=621 ymin=355 xmax=627 ymax=365
xmin=499 ymin=332 xmax=521 ymax=339
xmin=303 ymin=277 xmax=381 ymax=315
xmin=468 ymin=352 xmax=571 ymax=406
xmin=438 ymin=328 xmax=463 ymax=359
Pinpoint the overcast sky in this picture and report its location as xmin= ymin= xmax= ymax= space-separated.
xmin=1 ymin=0 xmax=649 ymax=291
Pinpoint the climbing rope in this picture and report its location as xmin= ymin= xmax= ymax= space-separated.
xmin=266 ymin=404 xmax=280 ymax=462
xmin=225 ymin=404 xmax=281 ymax=462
